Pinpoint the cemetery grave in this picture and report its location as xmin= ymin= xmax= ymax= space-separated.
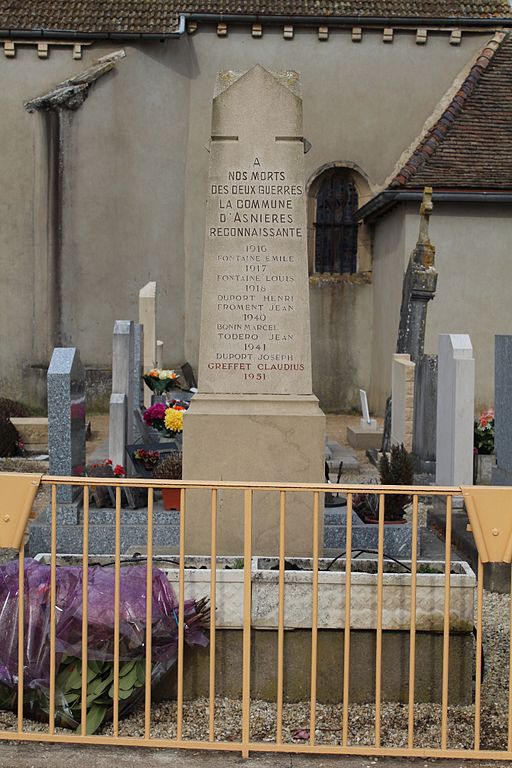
xmin=0 ymin=62 xmax=510 ymax=760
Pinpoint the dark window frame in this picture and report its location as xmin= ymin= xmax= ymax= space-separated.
xmin=314 ymin=170 xmax=359 ymax=275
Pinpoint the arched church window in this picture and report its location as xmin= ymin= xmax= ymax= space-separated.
xmin=314 ymin=171 xmax=359 ymax=274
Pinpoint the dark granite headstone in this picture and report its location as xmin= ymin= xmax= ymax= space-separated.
xmin=412 ymin=354 xmax=438 ymax=474
xmin=492 ymin=335 xmax=512 ymax=485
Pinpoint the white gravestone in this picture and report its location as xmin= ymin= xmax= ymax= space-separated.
xmin=183 ymin=66 xmax=325 ymax=557
xmin=139 ymin=281 xmax=157 ymax=408
xmin=435 ymin=334 xmax=474 ymax=488
xmin=109 ymin=320 xmax=135 ymax=471
xmin=359 ymin=389 xmax=377 ymax=430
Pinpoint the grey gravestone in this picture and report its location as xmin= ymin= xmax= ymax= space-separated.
xmin=435 ymin=334 xmax=474 ymax=488
xmin=492 ymin=336 xmax=512 ymax=485
xmin=412 ymin=354 xmax=438 ymax=474
xmin=132 ymin=323 xmax=144 ymax=441
xmin=47 ymin=347 xmax=86 ymax=503
xmin=109 ymin=393 xmax=127 ymax=469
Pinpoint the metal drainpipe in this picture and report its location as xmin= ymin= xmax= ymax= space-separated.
xmin=0 ymin=12 xmax=187 ymax=40
xmin=185 ymin=13 xmax=512 ymax=28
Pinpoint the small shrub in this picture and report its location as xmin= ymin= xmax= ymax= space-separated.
xmin=0 ymin=418 xmax=21 ymax=458
xmin=153 ymin=451 xmax=182 ymax=480
xmin=0 ymin=398 xmax=29 ymax=420
xmin=379 ymin=443 xmax=415 ymax=521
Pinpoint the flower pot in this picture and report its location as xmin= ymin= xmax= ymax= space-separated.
xmin=162 ymin=487 xmax=181 ymax=511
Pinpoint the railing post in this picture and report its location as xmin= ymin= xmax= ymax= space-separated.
xmin=242 ymin=489 xmax=252 ymax=758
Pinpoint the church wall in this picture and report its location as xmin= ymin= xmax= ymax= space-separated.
xmin=0 ymin=28 xmax=490 ymax=409
xmin=370 ymin=201 xmax=512 ymax=416
xmin=418 ymin=201 xmax=512 ymax=413
xmin=369 ymin=204 xmax=407 ymax=414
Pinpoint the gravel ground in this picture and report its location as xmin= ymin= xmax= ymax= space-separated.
xmin=1 ymin=438 xmax=509 ymax=754
xmin=0 ymin=588 xmax=510 ymax=753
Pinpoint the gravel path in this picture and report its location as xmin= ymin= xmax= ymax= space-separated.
xmin=0 ymin=588 xmax=510 ymax=753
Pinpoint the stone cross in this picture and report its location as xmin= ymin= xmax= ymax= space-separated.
xmin=396 ymin=187 xmax=438 ymax=362
xmin=47 ymin=347 xmax=86 ymax=503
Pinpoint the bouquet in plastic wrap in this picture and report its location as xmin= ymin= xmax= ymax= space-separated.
xmin=0 ymin=559 xmax=209 ymax=733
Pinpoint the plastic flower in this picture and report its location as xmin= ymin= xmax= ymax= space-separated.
xmin=143 ymin=402 xmax=167 ymax=426
xmin=158 ymin=369 xmax=179 ymax=381
xmin=164 ymin=408 xmax=184 ymax=433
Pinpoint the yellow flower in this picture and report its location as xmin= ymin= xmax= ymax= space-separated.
xmin=164 ymin=408 xmax=184 ymax=433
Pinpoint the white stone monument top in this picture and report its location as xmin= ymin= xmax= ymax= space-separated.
xmin=197 ymin=65 xmax=313 ymax=396
xmin=358 ymin=387 xmax=377 ymax=431
xmin=359 ymin=389 xmax=370 ymax=424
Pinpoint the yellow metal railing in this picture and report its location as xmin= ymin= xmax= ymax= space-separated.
xmin=0 ymin=474 xmax=511 ymax=760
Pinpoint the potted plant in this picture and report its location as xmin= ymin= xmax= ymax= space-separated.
xmin=143 ymin=368 xmax=182 ymax=397
xmin=473 ymin=408 xmax=495 ymax=484
xmin=354 ymin=443 xmax=414 ymax=523
xmin=83 ymin=459 xmax=126 ymax=507
xmin=130 ymin=448 xmax=160 ymax=478
xmin=143 ymin=399 xmax=188 ymax=443
xmin=154 ymin=451 xmax=182 ymax=510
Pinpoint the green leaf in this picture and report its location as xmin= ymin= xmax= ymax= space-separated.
xmin=82 ymin=703 xmax=108 ymax=735
xmin=56 ymin=661 xmax=83 ymax=693
xmin=117 ymin=666 xmax=139 ymax=691
xmin=119 ymin=660 xmax=137 ymax=676
xmin=135 ymin=660 xmax=146 ymax=685
xmin=85 ymin=674 xmax=114 ymax=705
xmin=108 ymin=685 xmax=135 ymax=700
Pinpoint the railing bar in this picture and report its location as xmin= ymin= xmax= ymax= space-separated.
xmin=508 ymin=565 xmax=512 ymax=751
xmin=80 ymin=486 xmax=89 ymax=737
xmin=38 ymin=475 xmax=463 ymax=495
xmin=342 ymin=493 xmax=353 ymax=747
xmin=209 ymin=488 xmax=217 ymax=742
xmin=407 ymin=494 xmax=419 ymax=749
xmin=474 ymin=557 xmax=484 ymax=751
xmin=375 ymin=493 xmax=385 ymax=748
xmin=440 ymin=494 xmax=452 ymax=750
xmin=49 ymin=483 xmax=57 ymax=735
xmin=276 ymin=491 xmax=286 ymax=745
xmin=17 ymin=530 xmax=25 ymax=733
xmin=144 ymin=487 xmax=154 ymax=739
xmin=112 ymin=485 xmax=121 ymax=737
xmin=242 ymin=489 xmax=252 ymax=759
xmin=310 ymin=491 xmax=319 ymax=747
xmin=177 ymin=487 xmax=186 ymax=741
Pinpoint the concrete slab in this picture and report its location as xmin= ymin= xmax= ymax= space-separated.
xmin=0 ymin=742 xmax=508 ymax=768
xmin=346 ymin=426 xmax=383 ymax=451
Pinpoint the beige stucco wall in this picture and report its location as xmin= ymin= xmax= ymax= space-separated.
xmin=0 ymin=27 xmax=490 ymax=409
xmin=370 ymin=201 xmax=512 ymax=415
xmin=369 ymin=204 xmax=407 ymax=413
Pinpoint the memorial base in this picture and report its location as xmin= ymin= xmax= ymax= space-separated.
xmin=183 ymin=394 xmax=325 ymax=557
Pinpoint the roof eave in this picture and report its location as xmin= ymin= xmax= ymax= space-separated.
xmin=357 ymin=189 xmax=512 ymax=223
xmin=1 ymin=12 xmax=512 ymax=39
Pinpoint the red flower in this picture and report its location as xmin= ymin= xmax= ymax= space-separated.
xmin=113 ymin=464 xmax=126 ymax=477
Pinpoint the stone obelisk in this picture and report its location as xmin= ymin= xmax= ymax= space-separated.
xmin=183 ymin=66 xmax=325 ymax=556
